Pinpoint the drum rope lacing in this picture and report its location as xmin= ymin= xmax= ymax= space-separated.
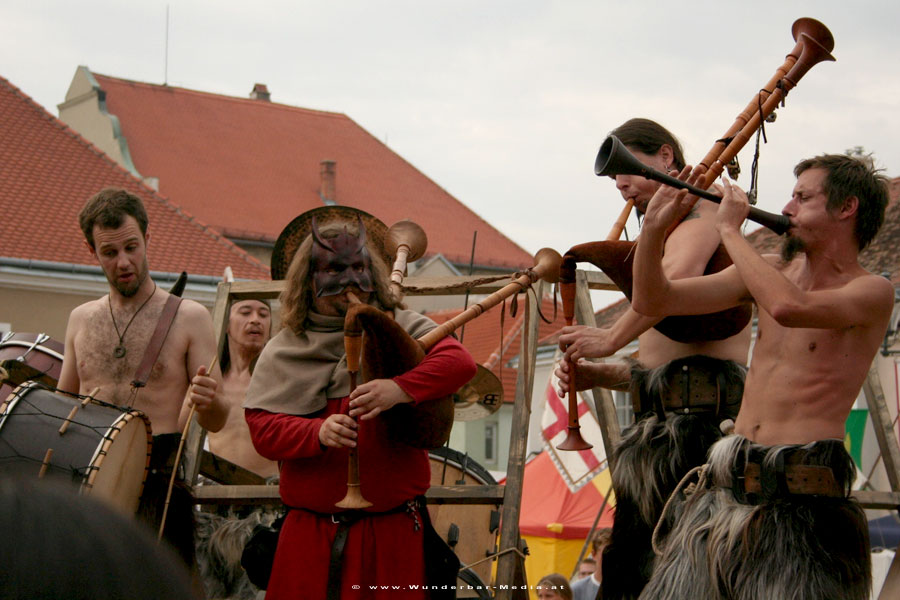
xmin=0 ymin=382 xmax=142 ymax=478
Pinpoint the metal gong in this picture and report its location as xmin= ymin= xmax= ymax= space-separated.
xmin=453 ymin=365 xmax=504 ymax=422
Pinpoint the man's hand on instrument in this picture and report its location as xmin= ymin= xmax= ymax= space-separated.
xmin=554 ymin=359 xmax=576 ymax=398
xmin=558 ymin=325 xmax=618 ymax=361
xmin=715 ymin=177 xmax=750 ymax=235
xmin=642 ymin=166 xmax=704 ymax=233
xmin=319 ymin=414 xmax=358 ymax=448
xmin=348 ymin=379 xmax=413 ymax=421
xmin=189 ymin=364 xmax=218 ymax=415
xmin=555 ymin=360 xmax=631 ymax=397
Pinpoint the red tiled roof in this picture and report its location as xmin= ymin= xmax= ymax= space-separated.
xmin=427 ymin=294 xmax=567 ymax=403
xmin=89 ymin=72 xmax=533 ymax=270
xmin=0 ymin=76 xmax=269 ymax=280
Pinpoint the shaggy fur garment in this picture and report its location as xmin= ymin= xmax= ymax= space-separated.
xmin=639 ymin=436 xmax=871 ymax=600
xmin=195 ymin=509 xmax=279 ymax=600
xmin=601 ymin=356 xmax=745 ymax=600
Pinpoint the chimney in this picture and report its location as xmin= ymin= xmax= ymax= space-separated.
xmin=250 ymin=83 xmax=270 ymax=101
xmin=320 ymin=160 xmax=337 ymax=205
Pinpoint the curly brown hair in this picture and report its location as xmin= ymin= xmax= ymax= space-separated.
xmin=78 ymin=188 xmax=149 ymax=249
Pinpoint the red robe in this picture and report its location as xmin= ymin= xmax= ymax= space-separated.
xmin=246 ymin=336 xmax=476 ymax=599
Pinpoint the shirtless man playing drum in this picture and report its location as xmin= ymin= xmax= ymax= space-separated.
xmin=632 ymin=154 xmax=892 ymax=600
xmin=58 ymin=188 xmax=226 ymax=434
xmin=57 ymin=187 xmax=228 ymax=570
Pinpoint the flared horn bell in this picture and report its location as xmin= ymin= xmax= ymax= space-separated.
xmin=594 ymin=135 xmax=655 ymax=179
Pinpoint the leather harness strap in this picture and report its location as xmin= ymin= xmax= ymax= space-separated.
xmin=132 ymin=294 xmax=183 ymax=389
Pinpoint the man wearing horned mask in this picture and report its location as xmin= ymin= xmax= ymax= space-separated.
xmin=244 ymin=208 xmax=476 ymax=599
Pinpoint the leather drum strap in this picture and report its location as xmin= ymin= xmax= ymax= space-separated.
xmin=132 ymin=294 xmax=183 ymax=388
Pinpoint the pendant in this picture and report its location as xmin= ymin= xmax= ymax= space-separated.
xmin=114 ymin=345 xmax=127 ymax=359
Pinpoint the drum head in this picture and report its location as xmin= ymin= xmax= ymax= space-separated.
xmin=86 ymin=411 xmax=152 ymax=514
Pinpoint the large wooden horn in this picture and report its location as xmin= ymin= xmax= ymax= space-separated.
xmin=603 ymin=17 xmax=835 ymax=236
xmin=567 ymin=16 xmax=835 ymax=345
xmin=556 ymin=18 xmax=835 ymax=452
xmin=595 ymin=136 xmax=790 ymax=234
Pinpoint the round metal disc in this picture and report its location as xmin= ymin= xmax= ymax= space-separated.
xmin=453 ymin=365 xmax=504 ymax=421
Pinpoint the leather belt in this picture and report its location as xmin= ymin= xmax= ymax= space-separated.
xmin=633 ymin=361 xmax=742 ymax=419
xmin=293 ymin=500 xmax=420 ymax=600
xmin=742 ymin=463 xmax=843 ymax=498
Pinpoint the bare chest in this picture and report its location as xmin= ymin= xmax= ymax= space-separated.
xmin=73 ymin=301 xmax=189 ymax=405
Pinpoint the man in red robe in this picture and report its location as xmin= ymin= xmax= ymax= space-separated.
xmin=245 ymin=209 xmax=476 ymax=599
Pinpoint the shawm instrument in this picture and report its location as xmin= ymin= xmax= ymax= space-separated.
xmin=336 ymin=224 xmax=563 ymax=508
xmin=557 ymin=17 xmax=835 ymax=451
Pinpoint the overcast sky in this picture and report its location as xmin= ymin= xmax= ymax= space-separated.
xmin=3 ymin=1 xmax=899 ymax=300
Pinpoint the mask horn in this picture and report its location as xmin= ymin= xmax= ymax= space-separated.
xmin=311 ymin=216 xmax=336 ymax=252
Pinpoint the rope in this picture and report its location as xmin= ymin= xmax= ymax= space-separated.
xmin=651 ymin=463 xmax=709 ymax=557
xmin=459 ymin=545 xmax=528 ymax=571
xmin=401 ymin=274 xmax=511 ymax=294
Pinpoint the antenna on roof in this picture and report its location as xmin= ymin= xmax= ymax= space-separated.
xmin=164 ymin=5 xmax=170 ymax=85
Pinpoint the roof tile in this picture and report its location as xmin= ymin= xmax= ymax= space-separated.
xmin=88 ymin=73 xmax=532 ymax=270
xmin=0 ymin=76 xmax=270 ymax=280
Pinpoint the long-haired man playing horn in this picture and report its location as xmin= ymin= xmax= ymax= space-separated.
xmin=555 ymin=119 xmax=752 ymax=600
xmin=632 ymin=154 xmax=891 ymax=599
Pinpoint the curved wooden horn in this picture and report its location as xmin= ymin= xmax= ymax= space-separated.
xmin=595 ymin=136 xmax=790 ymax=234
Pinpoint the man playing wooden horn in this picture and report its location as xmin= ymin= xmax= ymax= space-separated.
xmin=57 ymin=188 xmax=227 ymax=573
xmin=244 ymin=209 xmax=476 ymax=599
xmin=554 ymin=119 xmax=752 ymax=600
xmin=632 ymin=154 xmax=891 ymax=599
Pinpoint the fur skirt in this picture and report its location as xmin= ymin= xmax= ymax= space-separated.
xmin=639 ymin=435 xmax=871 ymax=600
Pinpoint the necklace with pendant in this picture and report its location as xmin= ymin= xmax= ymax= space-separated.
xmin=109 ymin=283 xmax=157 ymax=358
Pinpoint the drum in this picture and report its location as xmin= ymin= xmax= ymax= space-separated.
xmin=0 ymin=332 xmax=64 ymax=385
xmin=0 ymin=382 xmax=152 ymax=514
xmin=0 ymin=332 xmax=64 ymax=401
xmin=428 ymin=447 xmax=499 ymax=599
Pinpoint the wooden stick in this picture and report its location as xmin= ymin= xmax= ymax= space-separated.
xmin=158 ymin=355 xmax=217 ymax=541
xmin=38 ymin=448 xmax=53 ymax=478
xmin=58 ymin=388 xmax=99 ymax=435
